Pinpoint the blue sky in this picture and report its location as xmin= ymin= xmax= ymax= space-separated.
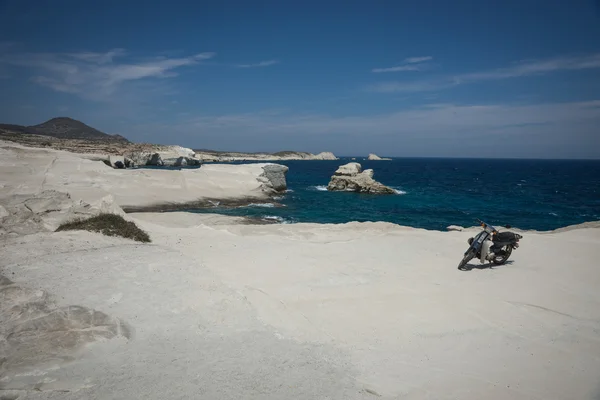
xmin=1 ymin=0 xmax=600 ymax=158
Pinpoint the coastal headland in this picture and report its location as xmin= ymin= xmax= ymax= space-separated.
xmin=1 ymin=136 xmax=599 ymax=400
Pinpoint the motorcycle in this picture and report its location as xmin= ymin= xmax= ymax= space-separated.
xmin=457 ymin=219 xmax=522 ymax=270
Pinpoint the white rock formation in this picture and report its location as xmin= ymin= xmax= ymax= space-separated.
xmin=327 ymin=163 xmax=396 ymax=194
xmin=1 ymin=141 xmax=600 ymax=400
xmin=314 ymin=152 xmax=338 ymax=160
xmin=0 ymin=190 xmax=122 ymax=236
xmin=157 ymin=145 xmax=202 ymax=166
xmin=446 ymin=225 xmax=464 ymax=232
xmin=126 ymin=145 xmax=202 ymax=167
xmin=368 ymin=153 xmax=392 ymax=161
xmin=334 ymin=162 xmax=362 ymax=176
xmin=194 ymin=150 xmax=338 ymax=162
xmin=0 ymin=141 xmax=286 ymax=233
xmin=258 ymin=164 xmax=289 ymax=192
xmin=109 ymin=155 xmax=125 ymax=168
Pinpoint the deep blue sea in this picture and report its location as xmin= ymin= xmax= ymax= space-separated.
xmin=185 ymin=158 xmax=600 ymax=231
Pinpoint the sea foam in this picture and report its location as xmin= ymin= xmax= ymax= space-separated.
xmin=263 ymin=215 xmax=292 ymax=224
xmin=247 ymin=203 xmax=276 ymax=208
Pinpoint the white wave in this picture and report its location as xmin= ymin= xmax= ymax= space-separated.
xmin=248 ymin=203 xmax=275 ymax=208
xmin=310 ymin=185 xmax=328 ymax=191
xmin=272 ymin=196 xmax=284 ymax=200
xmin=262 ymin=215 xmax=292 ymax=224
xmin=285 ymin=189 xmax=294 ymax=193
xmin=549 ymin=212 xmax=559 ymax=216
xmin=391 ymin=187 xmax=407 ymax=195
xmin=263 ymin=215 xmax=284 ymax=222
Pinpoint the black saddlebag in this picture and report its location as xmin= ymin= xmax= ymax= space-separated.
xmin=493 ymin=231 xmax=519 ymax=243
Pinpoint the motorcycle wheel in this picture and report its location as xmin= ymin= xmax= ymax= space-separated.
xmin=458 ymin=249 xmax=475 ymax=270
xmin=491 ymin=245 xmax=513 ymax=265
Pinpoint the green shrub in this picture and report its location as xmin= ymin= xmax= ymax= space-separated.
xmin=56 ymin=214 xmax=151 ymax=243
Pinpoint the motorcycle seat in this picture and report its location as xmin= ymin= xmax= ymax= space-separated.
xmin=493 ymin=231 xmax=519 ymax=243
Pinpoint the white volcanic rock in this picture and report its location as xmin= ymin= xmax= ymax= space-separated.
xmin=194 ymin=150 xmax=338 ymax=162
xmin=158 ymin=145 xmax=202 ymax=166
xmin=314 ymin=152 xmax=338 ymax=160
xmin=327 ymin=163 xmax=395 ymax=194
xmin=0 ymin=141 xmax=285 ymax=232
xmin=126 ymin=145 xmax=202 ymax=167
xmin=0 ymin=190 xmax=122 ymax=236
xmin=258 ymin=164 xmax=289 ymax=192
xmin=368 ymin=153 xmax=392 ymax=161
xmin=109 ymin=155 xmax=125 ymax=168
xmin=334 ymin=162 xmax=362 ymax=176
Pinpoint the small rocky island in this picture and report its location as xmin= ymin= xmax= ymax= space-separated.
xmin=368 ymin=153 xmax=392 ymax=161
xmin=327 ymin=162 xmax=396 ymax=194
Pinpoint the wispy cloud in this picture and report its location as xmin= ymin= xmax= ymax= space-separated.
xmin=66 ymin=48 xmax=127 ymax=64
xmin=404 ymin=56 xmax=433 ymax=64
xmin=370 ymin=53 xmax=600 ymax=92
xmin=368 ymin=80 xmax=454 ymax=93
xmin=0 ymin=41 xmax=17 ymax=53
xmin=372 ymin=56 xmax=433 ymax=73
xmin=236 ymin=59 xmax=279 ymax=68
xmin=182 ymin=101 xmax=600 ymax=134
xmin=0 ymin=49 xmax=215 ymax=99
xmin=129 ymin=100 xmax=600 ymax=158
xmin=372 ymin=65 xmax=425 ymax=73
xmin=458 ymin=53 xmax=600 ymax=82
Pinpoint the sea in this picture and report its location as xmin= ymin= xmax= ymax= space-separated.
xmin=180 ymin=158 xmax=600 ymax=231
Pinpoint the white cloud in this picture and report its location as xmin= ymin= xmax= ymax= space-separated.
xmin=30 ymin=76 xmax=80 ymax=93
xmin=129 ymin=100 xmax=600 ymax=158
xmin=182 ymin=101 xmax=600 ymax=134
xmin=66 ymin=48 xmax=127 ymax=64
xmin=372 ymin=64 xmax=425 ymax=73
xmin=370 ymin=53 xmax=600 ymax=92
xmin=404 ymin=56 xmax=433 ymax=64
xmin=0 ymin=49 xmax=215 ymax=99
xmin=372 ymin=56 xmax=433 ymax=73
xmin=236 ymin=59 xmax=279 ymax=68
xmin=368 ymin=80 xmax=455 ymax=92
xmin=459 ymin=53 xmax=600 ymax=82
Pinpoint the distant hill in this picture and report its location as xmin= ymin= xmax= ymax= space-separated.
xmin=0 ymin=117 xmax=129 ymax=142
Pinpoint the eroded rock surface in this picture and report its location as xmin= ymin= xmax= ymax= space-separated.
xmin=0 ymin=190 xmax=121 ymax=237
xmin=334 ymin=162 xmax=362 ymax=176
xmin=125 ymin=145 xmax=202 ymax=167
xmin=0 ymin=275 xmax=130 ymax=390
xmin=259 ymin=164 xmax=289 ymax=192
xmin=327 ymin=163 xmax=396 ymax=194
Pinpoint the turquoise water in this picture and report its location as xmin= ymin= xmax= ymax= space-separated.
xmin=185 ymin=158 xmax=600 ymax=231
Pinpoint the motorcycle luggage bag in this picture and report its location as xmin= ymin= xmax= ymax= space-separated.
xmin=493 ymin=231 xmax=519 ymax=243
